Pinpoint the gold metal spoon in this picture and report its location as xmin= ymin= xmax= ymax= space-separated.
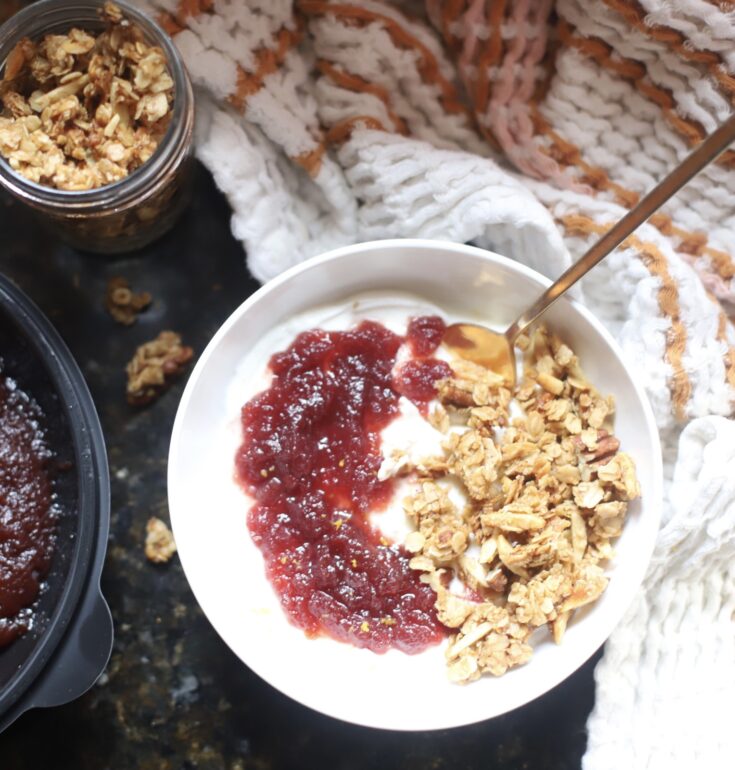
xmin=444 ymin=113 xmax=735 ymax=387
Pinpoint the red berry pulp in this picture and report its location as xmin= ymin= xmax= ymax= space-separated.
xmin=394 ymin=359 xmax=452 ymax=412
xmin=236 ymin=317 xmax=451 ymax=653
xmin=406 ymin=315 xmax=447 ymax=357
xmin=0 ymin=375 xmax=56 ymax=649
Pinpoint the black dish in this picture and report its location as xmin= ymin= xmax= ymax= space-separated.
xmin=0 ymin=274 xmax=112 ymax=733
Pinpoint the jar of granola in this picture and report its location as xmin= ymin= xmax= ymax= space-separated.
xmin=0 ymin=0 xmax=194 ymax=254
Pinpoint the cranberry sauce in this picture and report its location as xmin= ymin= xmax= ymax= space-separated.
xmin=0 ymin=374 xmax=56 ymax=649
xmin=406 ymin=315 xmax=447 ymax=357
xmin=236 ymin=317 xmax=450 ymax=653
xmin=395 ymin=315 xmax=452 ymax=414
xmin=393 ymin=360 xmax=452 ymax=411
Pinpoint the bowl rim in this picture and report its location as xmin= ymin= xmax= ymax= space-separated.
xmin=168 ymin=238 xmax=664 ymax=729
xmin=0 ymin=274 xmax=110 ymax=720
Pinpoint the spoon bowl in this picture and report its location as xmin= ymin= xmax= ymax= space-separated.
xmin=443 ymin=323 xmax=517 ymax=385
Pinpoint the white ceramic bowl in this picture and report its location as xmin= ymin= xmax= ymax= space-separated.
xmin=168 ymin=239 xmax=662 ymax=731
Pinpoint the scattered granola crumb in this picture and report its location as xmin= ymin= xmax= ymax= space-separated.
xmin=0 ymin=2 xmax=174 ymax=190
xmin=126 ymin=330 xmax=193 ymax=405
xmin=105 ymin=276 xmax=152 ymax=325
xmin=145 ymin=516 xmax=176 ymax=563
xmin=400 ymin=325 xmax=640 ymax=683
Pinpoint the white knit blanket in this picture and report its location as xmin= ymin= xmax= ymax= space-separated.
xmin=136 ymin=0 xmax=735 ymax=762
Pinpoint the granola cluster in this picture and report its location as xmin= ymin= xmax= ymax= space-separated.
xmin=0 ymin=2 xmax=173 ymax=191
xmin=126 ymin=330 xmax=193 ymax=406
xmin=144 ymin=516 xmax=177 ymax=563
xmin=106 ymin=275 xmax=151 ymax=325
xmin=392 ymin=327 xmax=640 ymax=683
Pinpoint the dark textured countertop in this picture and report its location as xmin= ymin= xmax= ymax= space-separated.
xmin=1 ymin=163 xmax=598 ymax=769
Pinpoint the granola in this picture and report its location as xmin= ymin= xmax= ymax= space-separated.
xmin=144 ymin=516 xmax=176 ymax=563
xmin=126 ymin=330 xmax=193 ymax=406
xmin=105 ymin=275 xmax=151 ymax=325
xmin=398 ymin=325 xmax=640 ymax=683
xmin=403 ymin=480 xmax=469 ymax=565
xmin=0 ymin=2 xmax=174 ymax=190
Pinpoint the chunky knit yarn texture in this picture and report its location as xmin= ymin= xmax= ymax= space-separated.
xmin=133 ymin=0 xmax=735 ymax=763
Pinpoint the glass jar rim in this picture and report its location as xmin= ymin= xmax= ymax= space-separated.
xmin=0 ymin=0 xmax=194 ymax=210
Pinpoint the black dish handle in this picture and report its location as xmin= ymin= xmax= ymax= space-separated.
xmin=30 ymin=582 xmax=113 ymax=709
xmin=0 ymin=581 xmax=113 ymax=732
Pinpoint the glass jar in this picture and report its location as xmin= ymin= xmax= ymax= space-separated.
xmin=0 ymin=0 xmax=195 ymax=254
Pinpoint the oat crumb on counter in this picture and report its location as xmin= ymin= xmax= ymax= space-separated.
xmin=126 ymin=330 xmax=193 ymax=405
xmin=145 ymin=516 xmax=176 ymax=563
xmin=106 ymin=276 xmax=152 ymax=325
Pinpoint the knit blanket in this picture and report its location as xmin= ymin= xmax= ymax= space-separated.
xmin=134 ymin=0 xmax=735 ymax=763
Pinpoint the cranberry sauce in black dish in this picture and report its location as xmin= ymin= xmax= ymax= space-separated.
xmin=0 ymin=369 xmax=57 ymax=649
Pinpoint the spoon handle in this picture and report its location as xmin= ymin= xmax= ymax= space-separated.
xmin=505 ymin=112 xmax=735 ymax=343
